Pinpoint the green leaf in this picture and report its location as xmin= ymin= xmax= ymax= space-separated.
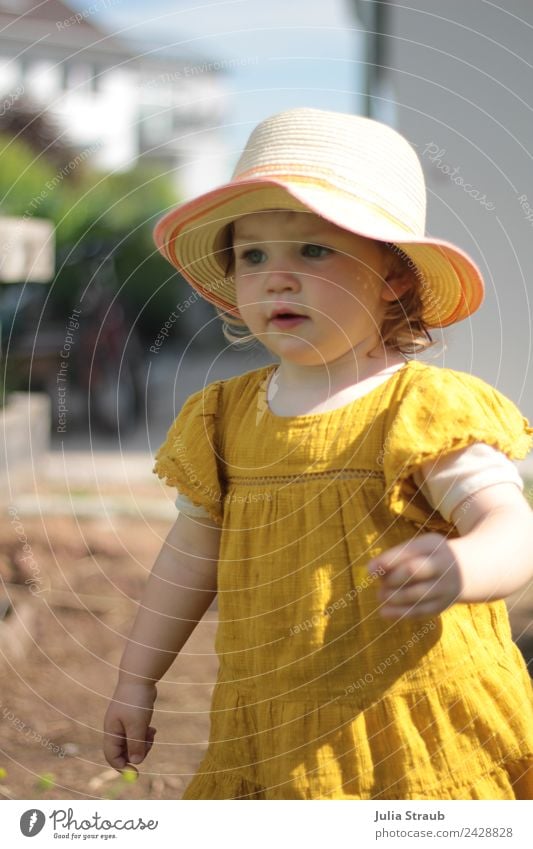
xmin=35 ymin=772 xmax=55 ymax=791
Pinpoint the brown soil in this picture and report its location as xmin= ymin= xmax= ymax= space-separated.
xmin=0 ymin=508 xmax=531 ymax=802
xmin=0 ymin=511 xmax=217 ymax=801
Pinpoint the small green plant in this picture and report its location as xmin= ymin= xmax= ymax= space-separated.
xmin=120 ymin=766 xmax=139 ymax=785
xmin=35 ymin=772 xmax=55 ymax=792
xmin=102 ymin=766 xmax=139 ymax=799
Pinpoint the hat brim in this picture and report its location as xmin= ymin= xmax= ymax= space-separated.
xmin=154 ymin=176 xmax=484 ymax=328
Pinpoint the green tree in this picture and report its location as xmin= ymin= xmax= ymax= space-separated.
xmin=0 ymin=120 xmax=183 ymax=339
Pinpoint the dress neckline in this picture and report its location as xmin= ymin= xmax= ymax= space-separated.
xmin=263 ymin=359 xmax=417 ymax=422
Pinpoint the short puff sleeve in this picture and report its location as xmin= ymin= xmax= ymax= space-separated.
xmin=152 ymin=381 xmax=224 ymax=525
xmin=383 ymin=366 xmax=533 ymax=532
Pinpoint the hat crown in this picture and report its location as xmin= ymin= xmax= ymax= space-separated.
xmin=232 ymin=107 xmax=427 ymax=237
xmin=154 ymin=106 xmax=484 ymax=329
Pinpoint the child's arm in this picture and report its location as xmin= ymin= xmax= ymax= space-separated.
xmin=103 ymin=511 xmax=221 ymax=770
xmin=368 ymin=483 xmax=533 ymax=618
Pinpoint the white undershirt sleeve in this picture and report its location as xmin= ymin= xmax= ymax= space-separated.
xmin=175 ymin=491 xmax=211 ymax=517
xmin=412 ymin=442 xmax=524 ymax=523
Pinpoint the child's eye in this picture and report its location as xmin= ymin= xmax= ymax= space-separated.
xmin=302 ymin=244 xmax=332 ymax=258
xmin=238 ymin=248 xmax=266 ymax=265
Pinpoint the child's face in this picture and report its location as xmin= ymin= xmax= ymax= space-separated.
xmin=232 ymin=210 xmax=410 ymax=366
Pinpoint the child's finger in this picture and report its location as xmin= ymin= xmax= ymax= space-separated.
xmin=368 ymin=534 xmax=444 ymax=575
xmin=379 ymin=579 xmax=443 ymax=607
xmin=380 ymin=556 xmax=437 ymax=587
xmin=368 ymin=541 xmax=419 ymax=574
xmin=122 ymin=764 xmax=139 ymax=778
xmin=103 ymin=719 xmax=128 ymax=770
xmin=125 ymin=722 xmax=153 ymax=764
xmin=380 ymin=598 xmax=446 ymax=619
xmin=145 ymin=726 xmax=157 ymax=755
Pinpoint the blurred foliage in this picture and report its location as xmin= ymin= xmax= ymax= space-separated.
xmin=0 ymin=127 xmax=185 ymax=341
xmin=0 ymin=96 xmax=83 ymax=175
xmin=34 ymin=772 xmax=55 ymax=792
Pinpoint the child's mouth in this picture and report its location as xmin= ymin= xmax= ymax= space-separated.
xmin=269 ymin=314 xmax=308 ymax=329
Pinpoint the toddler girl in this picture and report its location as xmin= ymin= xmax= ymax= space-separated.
xmin=103 ymin=107 xmax=533 ymax=800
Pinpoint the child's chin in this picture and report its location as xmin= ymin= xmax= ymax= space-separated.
xmin=265 ymin=338 xmax=331 ymax=366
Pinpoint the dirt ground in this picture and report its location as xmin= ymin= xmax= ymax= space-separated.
xmin=0 ymin=500 xmax=218 ymax=802
xmin=0 ymin=488 xmax=532 ymax=802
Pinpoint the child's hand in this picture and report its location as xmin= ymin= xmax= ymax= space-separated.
xmin=103 ymin=681 xmax=157 ymax=772
xmin=367 ymin=533 xmax=462 ymax=619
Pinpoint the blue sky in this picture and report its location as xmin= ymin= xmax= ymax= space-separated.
xmin=68 ymin=0 xmax=365 ymax=163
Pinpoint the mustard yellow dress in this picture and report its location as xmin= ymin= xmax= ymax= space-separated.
xmin=153 ymin=359 xmax=533 ymax=800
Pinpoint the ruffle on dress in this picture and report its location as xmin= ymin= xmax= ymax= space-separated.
xmin=181 ymin=666 xmax=533 ymax=800
xmin=383 ymin=365 xmax=533 ymax=532
xmin=152 ymin=380 xmax=224 ymax=525
xmin=181 ymin=757 xmax=532 ymax=800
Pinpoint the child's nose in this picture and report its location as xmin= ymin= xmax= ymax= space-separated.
xmin=265 ymin=269 xmax=300 ymax=292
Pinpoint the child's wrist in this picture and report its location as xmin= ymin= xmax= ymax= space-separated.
xmin=448 ymin=537 xmax=502 ymax=605
xmin=117 ymin=671 xmax=158 ymax=690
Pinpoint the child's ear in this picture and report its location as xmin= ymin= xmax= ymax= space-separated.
xmin=380 ymin=270 xmax=414 ymax=302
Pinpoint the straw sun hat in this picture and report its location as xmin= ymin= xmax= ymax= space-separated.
xmin=154 ymin=107 xmax=484 ymax=328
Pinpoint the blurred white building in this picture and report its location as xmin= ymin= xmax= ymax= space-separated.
xmin=354 ymin=0 xmax=533 ymax=471
xmin=0 ymin=0 xmax=230 ymax=195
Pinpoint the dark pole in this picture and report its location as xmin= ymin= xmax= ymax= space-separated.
xmin=351 ymin=1 xmax=388 ymax=117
